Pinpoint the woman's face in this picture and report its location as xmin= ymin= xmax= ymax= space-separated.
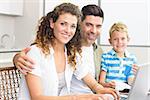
xmin=50 ymin=13 xmax=78 ymax=44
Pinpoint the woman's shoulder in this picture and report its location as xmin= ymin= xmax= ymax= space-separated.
xmin=29 ymin=45 xmax=42 ymax=53
xmin=27 ymin=45 xmax=44 ymax=58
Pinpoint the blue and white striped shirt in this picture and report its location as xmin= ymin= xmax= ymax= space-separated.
xmin=101 ymin=49 xmax=137 ymax=83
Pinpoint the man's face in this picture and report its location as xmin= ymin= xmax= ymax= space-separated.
xmin=81 ymin=15 xmax=103 ymax=46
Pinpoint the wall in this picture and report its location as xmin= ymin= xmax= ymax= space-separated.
xmin=0 ymin=0 xmax=44 ymax=67
xmin=0 ymin=0 xmax=43 ymax=50
xmin=100 ymin=0 xmax=149 ymax=46
xmin=14 ymin=0 xmax=43 ymax=49
xmin=45 ymin=0 xmax=99 ymax=15
xmin=0 ymin=15 xmax=15 ymax=49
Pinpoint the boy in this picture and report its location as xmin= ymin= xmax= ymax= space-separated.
xmin=99 ymin=22 xmax=138 ymax=90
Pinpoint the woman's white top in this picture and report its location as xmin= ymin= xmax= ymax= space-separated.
xmin=58 ymin=71 xmax=66 ymax=95
xmin=18 ymin=45 xmax=74 ymax=100
xmin=71 ymin=45 xmax=95 ymax=94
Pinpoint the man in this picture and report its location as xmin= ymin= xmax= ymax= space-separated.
xmin=14 ymin=4 xmax=120 ymax=99
xmin=70 ymin=4 xmax=104 ymax=93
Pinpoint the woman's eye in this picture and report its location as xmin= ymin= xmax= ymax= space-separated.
xmin=60 ymin=23 xmax=65 ymax=25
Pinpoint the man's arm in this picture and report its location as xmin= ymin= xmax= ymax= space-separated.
xmin=83 ymin=73 xmax=120 ymax=100
xmin=99 ymin=70 xmax=116 ymax=89
xmin=13 ymin=47 xmax=35 ymax=75
xmin=26 ymin=72 xmax=108 ymax=100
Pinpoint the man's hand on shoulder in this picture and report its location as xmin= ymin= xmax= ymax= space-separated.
xmin=13 ymin=47 xmax=35 ymax=75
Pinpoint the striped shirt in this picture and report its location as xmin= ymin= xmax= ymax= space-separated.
xmin=101 ymin=49 xmax=137 ymax=83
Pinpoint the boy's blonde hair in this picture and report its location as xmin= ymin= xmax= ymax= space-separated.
xmin=109 ymin=22 xmax=129 ymax=38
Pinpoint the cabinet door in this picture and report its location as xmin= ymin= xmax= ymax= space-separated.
xmin=0 ymin=0 xmax=23 ymax=16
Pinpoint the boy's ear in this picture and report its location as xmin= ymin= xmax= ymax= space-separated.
xmin=128 ymin=37 xmax=130 ymax=42
xmin=109 ymin=38 xmax=112 ymax=44
xmin=50 ymin=19 xmax=54 ymax=28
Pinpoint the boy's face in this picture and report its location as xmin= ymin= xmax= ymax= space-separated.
xmin=109 ymin=31 xmax=129 ymax=54
xmin=80 ymin=15 xmax=103 ymax=46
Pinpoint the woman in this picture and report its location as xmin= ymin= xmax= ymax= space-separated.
xmin=18 ymin=3 xmax=107 ymax=100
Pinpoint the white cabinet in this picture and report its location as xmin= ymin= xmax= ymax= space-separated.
xmin=0 ymin=0 xmax=23 ymax=16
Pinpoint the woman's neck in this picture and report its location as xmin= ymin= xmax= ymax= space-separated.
xmin=52 ymin=40 xmax=65 ymax=52
xmin=52 ymin=39 xmax=66 ymax=73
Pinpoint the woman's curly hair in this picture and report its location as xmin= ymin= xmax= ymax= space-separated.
xmin=34 ymin=3 xmax=82 ymax=69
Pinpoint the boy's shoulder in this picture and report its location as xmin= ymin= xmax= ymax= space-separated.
xmin=124 ymin=50 xmax=137 ymax=58
xmin=102 ymin=49 xmax=114 ymax=55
